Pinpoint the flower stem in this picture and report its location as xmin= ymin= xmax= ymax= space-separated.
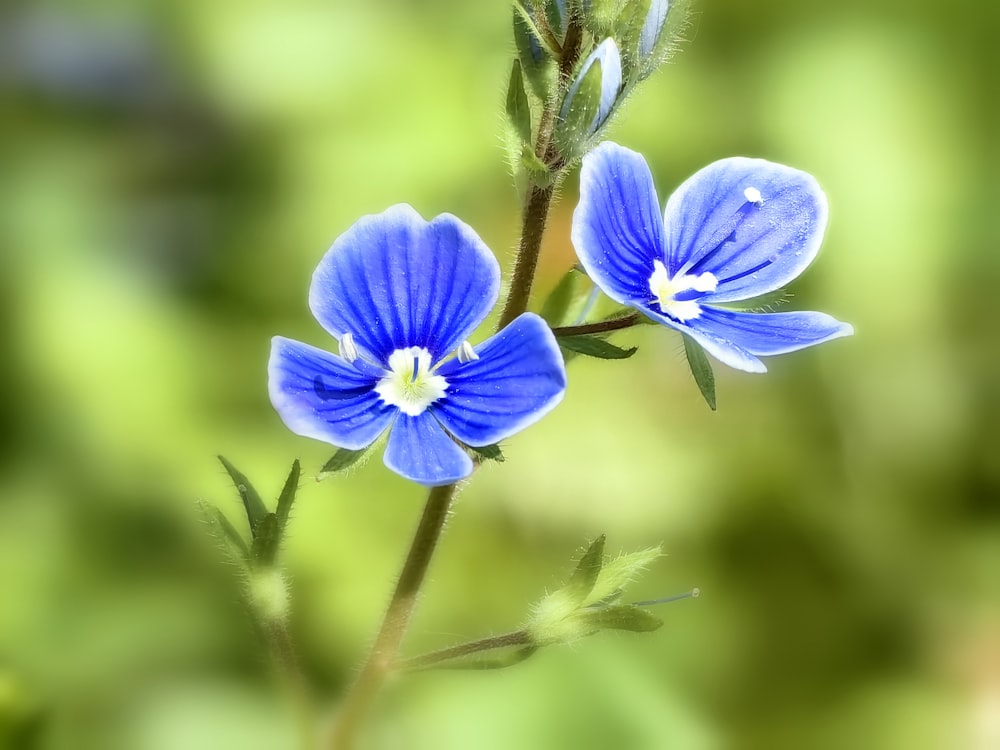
xmin=497 ymin=19 xmax=585 ymax=331
xmin=395 ymin=630 xmax=533 ymax=671
xmin=328 ymin=482 xmax=458 ymax=749
xmin=266 ymin=618 xmax=317 ymax=750
xmin=551 ymin=313 xmax=641 ymax=337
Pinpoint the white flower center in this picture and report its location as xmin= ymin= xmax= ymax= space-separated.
xmin=648 ymin=259 xmax=718 ymax=321
xmin=375 ymin=347 xmax=448 ymax=416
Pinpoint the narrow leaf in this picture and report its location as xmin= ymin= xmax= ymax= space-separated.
xmin=559 ymin=335 xmax=637 ymax=360
xmin=218 ymin=455 xmax=268 ymax=537
xmin=423 ymin=646 xmax=539 ymax=672
xmin=199 ymin=502 xmax=250 ymax=563
xmin=274 ymin=460 xmax=300 ymax=537
xmin=582 ymin=604 xmax=663 ymax=633
xmin=556 ymin=57 xmax=603 ymax=156
xmin=317 ymin=446 xmax=368 ymax=479
xmin=565 ymin=534 xmax=606 ymax=605
xmin=682 ymin=334 xmax=717 ymax=410
xmin=506 ymin=60 xmax=532 ymax=145
xmin=540 ymin=268 xmax=582 ymax=327
xmin=513 ymin=4 xmax=555 ymax=98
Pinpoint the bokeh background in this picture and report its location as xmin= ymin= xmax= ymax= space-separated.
xmin=1 ymin=0 xmax=997 ymax=748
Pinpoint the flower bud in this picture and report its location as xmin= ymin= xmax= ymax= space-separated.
xmin=557 ymin=37 xmax=622 ymax=150
xmin=638 ymin=0 xmax=670 ymax=60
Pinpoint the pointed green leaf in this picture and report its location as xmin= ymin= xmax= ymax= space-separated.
xmin=274 ymin=460 xmax=300 ymax=537
xmin=199 ymin=501 xmax=250 ymax=563
xmin=218 ymin=455 xmax=268 ymax=537
xmin=581 ymin=604 xmax=664 ymax=633
xmin=540 ymin=268 xmax=583 ymax=327
xmin=587 ymin=546 xmax=663 ymax=605
xmin=559 ymin=334 xmax=637 ymax=360
xmin=317 ymin=446 xmax=369 ymax=479
xmin=682 ymin=334 xmax=717 ymax=411
xmin=506 ymin=60 xmax=533 ymax=145
xmin=565 ymin=534 xmax=606 ymax=604
xmin=513 ymin=4 xmax=555 ymax=99
xmin=429 ymin=646 xmax=539 ymax=672
xmin=469 ymin=443 xmax=505 ymax=463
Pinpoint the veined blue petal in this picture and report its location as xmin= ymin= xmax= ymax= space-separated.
xmin=692 ymin=307 xmax=854 ymax=357
xmin=662 ymin=157 xmax=828 ymax=302
xmin=384 ymin=412 xmax=473 ymax=486
xmin=268 ymin=336 xmax=394 ymax=449
xmin=435 ymin=313 xmax=566 ymax=447
xmin=639 ymin=0 xmax=670 ymax=59
xmin=561 ymin=38 xmax=622 ymax=136
xmin=642 ymin=308 xmax=767 ymax=373
xmin=572 ymin=142 xmax=665 ymax=304
xmin=309 ymin=205 xmax=500 ymax=364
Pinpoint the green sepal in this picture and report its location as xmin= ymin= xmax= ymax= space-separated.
xmin=469 ymin=443 xmax=505 ymax=463
xmin=618 ymin=0 xmax=653 ymax=80
xmin=540 ymin=267 xmax=584 ymax=327
xmin=250 ymin=513 xmax=282 ymax=567
xmin=317 ymin=446 xmax=369 ymax=479
xmin=520 ymin=145 xmax=553 ymax=188
xmin=274 ymin=460 xmax=300 ymax=538
xmin=682 ymin=334 xmax=717 ymax=411
xmin=555 ymin=57 xmax=604 ymax=159
xmin=506 ymin=60 xmax=533 ymax=146
xmin=580 ymin=604 xmax=663 ymax=633
xmin=587 ymin=546 xmax=663 ymax=605
xmin=513 ymin=4 xmax=555 ymax=99
xmin=565 ymin=534 xmax=606 ymax=605
xmin=218 ymin=455 xmax=268 ymax=537
xmin=199 ymin=501 xmax=251 ymax=563
xmin=583 ymin=0 xmax=627 ymax=37
xmin=559 ymin=334 xmax=637 ymax=360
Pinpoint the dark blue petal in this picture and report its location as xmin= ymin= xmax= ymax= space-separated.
xmin=384 ymin=412 xmax=473 ymax=486
xmin=692 ymin=307 xmax=854 ymax=357
xmin=268 ymin=336 xmax=394 ymax=449
xmin=434 ymin=313 xmax=566 ymax=447
xmin=309 ymin=205 xmax=500 ymax=364
xmin=662 ymin=158 xmax=827 ymax=302
xmin=572 ymin=142 xmax=666 ymax=305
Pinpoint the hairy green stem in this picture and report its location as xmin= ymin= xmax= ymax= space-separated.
xmin=328 ymin=483 xmax=458 ymax=749
xmin=552 ymin=313 xmax=640 ymax=337
xmin=395 ymin=630 xmax=533 ymax=671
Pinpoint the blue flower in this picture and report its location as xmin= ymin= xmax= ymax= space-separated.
xmin=572 ymin=142 xmax=853 ymax=372
xmin=269 ymin=205 xmax=567 ymax=486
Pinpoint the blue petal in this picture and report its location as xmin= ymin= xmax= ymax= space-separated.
xmin=434 ymin=313 xmax=566 ymax=447
xmin=692 ymin=307 xmax=854 ymax=356
xmin=662 ymin=157 xmax=828 ymax=302
xmin=642 ymin=308 xmax=767 ymax=373
xmin=572 ymin=142 xmax=666 ymax=305
xmin=268 ymin=336 xmax=394 ymax=449
xmin=561 ymin=38 xmax=622 ymax=136
xmin=309 ymin=205 xmax=500 ymax=364
xmin=639 ymin=0 xmax=670 ymax=59
xmin=384 ymin=412 xmax=473 ymax=486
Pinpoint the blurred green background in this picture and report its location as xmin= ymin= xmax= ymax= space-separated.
xmin=2 ymin=0 xmax=998 ymax=748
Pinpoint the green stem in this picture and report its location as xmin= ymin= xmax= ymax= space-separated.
xmin=551 ymin=313 xmax=640 ymax=338
xmin=328 ymin=483 xmax=458 ymax=749
xmin=266 ymin=618 xmax=317 ymax=750
xmin=395 ymin=630 xmax=532 ymax=671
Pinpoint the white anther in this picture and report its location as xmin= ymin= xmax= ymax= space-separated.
xmin=339 ymin=332 xmax=359 ymax=363
xmin=743 ymin=187 xmax=763 ymax=205
xmin=457 ymin=340 xmax=479 ymax=364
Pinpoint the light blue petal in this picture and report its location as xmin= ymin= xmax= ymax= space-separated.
xmin=639 ymin=0 xmax=670 ymax=59
xmin=642 ymin=307 xmax=767 ymax=373
xmin=384 ymin=412 xmax=473 ymax=486
xmin=434 ymin=313 xmax=566 ymax=447
xmin=268 ymin=336 xmax=394 ymax=449
xmin=692 ymin=307 xmax=854 ymax=357
xmin=309 ymin=205 xmax=500 ymax=364
xmin=572 ymin=142 xmax=666 ymax=305
xmin=561 ymin=38 xmax=622 ymax=136
xmin=662 ymin=158 xmax=828 ymax=302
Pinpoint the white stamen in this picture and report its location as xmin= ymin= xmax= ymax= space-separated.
xmin=743 ymin=186 xmax=763 ymax=205
xmin=456 ymin=340 xmax=479 ymax=363
xmin=648 ymin=259 xmax=718 ymax=321
xmin=339 ymin=332 xmax=359 ymax=363
xmin=375 ymin=347 xmax=448 ymax=416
